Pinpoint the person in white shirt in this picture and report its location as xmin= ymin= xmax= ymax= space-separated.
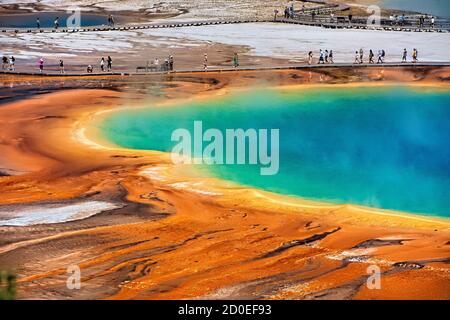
xmin=9 ymin=56 xmax=15 ymax=71
xmin=318 ymin=49 xmax=324 ymax=64
xmin=100 ymin=57 xmax=105 ymax=72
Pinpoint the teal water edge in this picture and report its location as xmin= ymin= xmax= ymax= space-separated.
xmin=98 ymin=86 xmax=450 ymax=217
xmin=382 ymin=0 xmax=450 ymax=18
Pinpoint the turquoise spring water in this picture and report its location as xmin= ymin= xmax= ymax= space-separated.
xmin=98 ymin=86 xmax=450 ymax=217
xmin=382 ymin=0 xmax=450 ymax=19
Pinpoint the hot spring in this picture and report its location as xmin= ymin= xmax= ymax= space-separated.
xmin=98 ymin=85 xmax=450 ymax=217
xmin=0 ymin=12 xmax=114 ymax=28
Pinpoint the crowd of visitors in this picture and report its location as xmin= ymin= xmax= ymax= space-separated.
xmin=314 ymin=49 xmax=334 ymax=64
xmin=305 ymin=47 xmax=420 ymax=65
xmin=2 ymin=56 xmax=15 ymax=71
xmin=0 ymin=47 xmax=424 ymax=75
xmin=277 ymin=4 xmax=440 ymax=30
xmin=283 ymin=4 xmax=295 ymax=19
xmin=1 ymin=55 xmax=115 ymax=74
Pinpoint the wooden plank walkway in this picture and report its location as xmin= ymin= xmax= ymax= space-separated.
xmin=276 ymin=17 xmax=450 ymax=32
xmin=2 ymin=16 xmax=449 ymax=34
xmin=1 ymin=19 xmax=266 ymax=34
xmin=2 ymin=62 xmax=449 ymax=78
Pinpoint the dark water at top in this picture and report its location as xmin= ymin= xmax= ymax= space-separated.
xmin=0 ymin=12 xmax=110 ymax=28
xmin=382 ymin=0 xmax=450 ymax=18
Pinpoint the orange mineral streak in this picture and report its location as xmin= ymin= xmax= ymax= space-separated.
xmin=0 ymin=68 xmax=449 ymax=300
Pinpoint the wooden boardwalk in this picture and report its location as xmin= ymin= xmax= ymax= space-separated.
xmin=1 ymin=19 xmax=265 ymax=34
xmin=2 ymin=17 xmax=449 ymax=34
xmin=2 ymin=62 xmax=449 ymax=78
xmin=277 ymin=17 xmax=450 ymax=32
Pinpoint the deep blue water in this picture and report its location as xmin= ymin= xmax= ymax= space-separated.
xmin=99 ymin=86 xmax=450 ymax=217
xmin=0 ymin=12 xmax=110 ymax=28
xmin=382 ymin=0 xmax=450 ymax=18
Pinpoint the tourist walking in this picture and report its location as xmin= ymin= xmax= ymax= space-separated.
xmin=377 ymin=50 xmax=383 ymax=64
xmin=36 ymin=17 xmax=40 ymax=29
xmin=107 ymin=56 xmax=112 ymax=71
xmin=329 ymin=50 xmax=334 ymax=63
xmin=318 ymin=50 xmax=324 ymax=64
xmin=354 ymin=51 xmax=360 ymax=64
xmin=288 ymin=4 xmax=294 ymax=18
xmin=154 ymin=57 xmax=159 ymax=71
xmin=108 ymin=15 xmax=115 ymax=28
xmin=203 ymin=53 xmax=208 ymax=70
xmin=412 ymin=48 xmax=418 ymax=63
xmin=389 ymin=15 xmax=395 ymax=26
xmin=324 ymin=50 xmax=329 ymax=63
xmin=402 ymin=48 xmax=407 ymax=63
xmin=169 ymin=55 xmax=174 ymax=71
xmin=381 ymin=49 xmax=386 ymax=63
xmin=54 ymin=17 xmax=60 ymax=29
xmin=393 ymin=15 xmax=398 ymax=25
xmin=9 ymin=56 xmax=15 ymax=71
xmin=38 ymin=58 xmax=44 ymax=73
xmin=369 ymin=49 xmax=374 ymax=63
xmin=233 ymin=53 xmax=239 ymax=68
xmin=308 ymin=51 xmax=313 ymax=65
xmin=359 ymin=48 xmax=364 ymax=64
xmin=2 ymin=56 xmax=8 ymax=70
xmin=100 ymin=57 xmax=105 ymax=72
xmin=400 ymin=14 xmax=405 ymax=26
xmin=431 ymin=16 xmax=435 ymax=28
xmin=59 ymin=60 xmax=65 ymax=74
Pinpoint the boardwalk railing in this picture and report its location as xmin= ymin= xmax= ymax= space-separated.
xmin=2 ymin=15 xmax=449 ymax=35
xmin=0 ymin=18 xmax=265 ymax=34
xmin=277 ymin=16 xmax=450 ymax=32
xmin=293 ymin=3 xmax=350 ymax=15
